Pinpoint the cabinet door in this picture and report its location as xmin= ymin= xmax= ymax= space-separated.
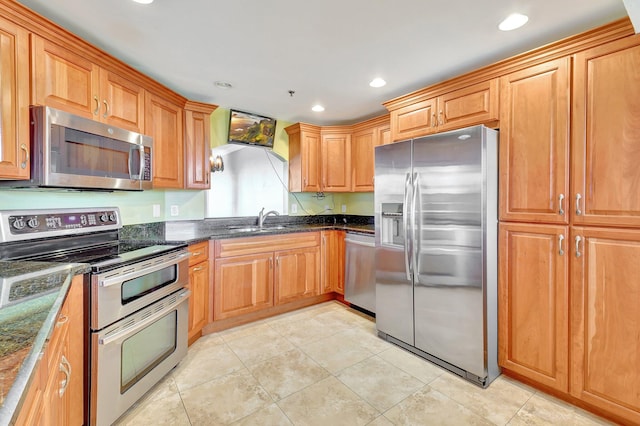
xmin=572 ymin=36 xmax=640 ymax=228
xmin=499 ymin=58 xmax=570 ymax=224
xmin=188 ymin=260 xmax=209 ymax=342
xmin=351 ymin=128 xmax=376 ymax=192
xmin=302 ymin=130 xmax=322 ymax=192
xmin=0 ymin=17 xmax=29 ymax=180
xmin=31 ymin=35 xmax=98 ymax=119
xmin=214 ymin=253 xmax=273 ymax=320
xmin=145 ymin=92 xmax=184 ymax=188
xmin=438 ymin=79 xmax=499 ymax=131
xmin=321 ymin=132 xmax=351 ymax=192
xmin=321 ymin=230 xmax=345 ymax=294
xmin=184 ymin=109 xmax=211 ymax=189
xmin=498 ymin=223 xmax=569 ymax=392
xmin=98 ymin=68 xmax=145 ymax=132
xmin=570 ymin=227 xmax=640 ymax=424
xmin=390 ymin=98 xmax=436 ymax=141
xmin=275 ymin=246 xmax=320 ymax=304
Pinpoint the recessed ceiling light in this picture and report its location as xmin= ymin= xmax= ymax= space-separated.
xmin=132 ymin=0 xmax=154 ymax=4
xmin=312 ymin=105 xmax=325 ymax=112
xmin=214 ymin=81 xmax=233 ymax=89
xmin=499 ymin=13 xmax=529 ymax=31
xmin=369 ymin=78 xmax=386 ymax=88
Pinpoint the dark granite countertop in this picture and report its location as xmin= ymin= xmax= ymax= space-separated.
xmin=121 ymin=215 xmax=374 ymax=245
xmin=0 ymin=261 xmax=89 ymax=425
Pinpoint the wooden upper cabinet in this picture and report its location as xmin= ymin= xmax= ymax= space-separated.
xmin=32 ymin=35 xmax=145 ymax=132
xmin=0 ymin=17 xmax=29 ymax=180
xmin=570 ymin=226 xmax=640 ymax=424
xmin=321 ymin=129 xmax=351 ymax=192
xmin=499 ymin=58 xmax=570 ymax=224
xmin=390 ymin=98 xmax=437 ymax=141
xmin=184 ymin=101 xmax=217 ymax=189
xmin=145 ymin=92 xmax=184 ymax=188
xmin=572 ymin=35 xmax=640 ymax=228
xmin=438 ymin=79 xmax=498 ymax=131
xmin=351 ymin=116 xmax=390 ymax=192
xmin=98 ymin=68 xmax=145 ymax=132
xmin=389 ymin=79 xmax=498 ymax=142
xmin=286 ymin=123 xmax=321 ymax=192
xmin=498 ymin=223 xmax=569 ymax=392
xmin=31 ymin=35 xmax=98 ymax=119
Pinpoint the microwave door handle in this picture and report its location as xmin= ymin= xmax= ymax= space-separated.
xmin=139 ymin=145 xmax=145 ymax=180
xmin=98 ymin=289 xmax=190 ymax=346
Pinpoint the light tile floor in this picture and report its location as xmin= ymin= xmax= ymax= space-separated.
xmin=116 ymin=301 xmax=613 ymax=426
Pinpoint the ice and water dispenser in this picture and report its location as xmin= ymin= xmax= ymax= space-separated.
xmin=380 ymin=203 xmax=405 ymax=247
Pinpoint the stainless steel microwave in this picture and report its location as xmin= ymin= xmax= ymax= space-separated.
xmin=0 ymin=106 xmax=152 ymax=191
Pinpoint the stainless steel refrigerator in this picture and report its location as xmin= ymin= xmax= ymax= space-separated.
xmin=374 ymin=125 xmax=499 ymax=387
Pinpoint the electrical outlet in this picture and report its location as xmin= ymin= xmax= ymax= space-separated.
xmin=291 ymin=203 xmax=298 ymax=214
xmin=152 ymin=204 xmax=161 ymax=218
xmin=170 ymin=205 xmax=179 ymax=216
xmin=341 ymin=204 xmax=347 ymax=213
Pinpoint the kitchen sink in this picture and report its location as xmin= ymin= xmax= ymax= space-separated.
xmin=227 ymin=225 xmax=289 ymax=233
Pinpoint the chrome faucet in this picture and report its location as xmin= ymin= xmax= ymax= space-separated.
xmin=258 ymin=207 xmax=280 ymax=227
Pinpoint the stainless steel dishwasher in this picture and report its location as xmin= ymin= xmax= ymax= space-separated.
xmin=344 ymin=232 xmax=376 ymax=314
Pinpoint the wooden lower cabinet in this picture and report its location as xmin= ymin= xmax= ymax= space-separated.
xmin=275 ymin=246 xmax=320 ymax=304
xmin=570 ymin=226 xmax=640 ymax=424
xmin=321 ymin=230 xmax=345 ymax=294
xmin=187 ymin=241 xmax=210 ymax=344
xmin=16 ymin=275 xmax=84 ymax=426
xmin=498 ymin=223 xmax=569 ymax=392
xmin=213 ymin=232 xmax=323 ymax=321
xmin=213 ymin=252 xmax=273 ymax=320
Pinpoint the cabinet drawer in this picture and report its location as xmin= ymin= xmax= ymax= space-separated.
xmin=188 ymin=241 xmax=209 ymax=266
xmin=215 ymin=232 xmax=320 ymax=258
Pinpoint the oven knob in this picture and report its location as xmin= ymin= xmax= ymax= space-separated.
xmin=12 ymin=218 xmax=26 ymax=230
xmin=109 ymin=213 xmax=116 ymax=222
xmin=27 ymin=217 xmax=39 ymax=228
xmin=100 ymin=213 xmax=109 ymax=222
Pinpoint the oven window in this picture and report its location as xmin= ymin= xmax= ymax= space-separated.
xmin=121 ymin=265 xmax=178 ymax=304
xmin=51 ymin=125 xmax=141 ymax=178
xmin=121 ymin=310 xmax=177 ymax=393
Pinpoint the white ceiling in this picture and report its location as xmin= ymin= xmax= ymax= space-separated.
xmin=17 ymin=0 xmax=628 ymax=126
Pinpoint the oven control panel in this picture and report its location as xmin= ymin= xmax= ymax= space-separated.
xmin=0 ymin=207 xmax=121 ymax=242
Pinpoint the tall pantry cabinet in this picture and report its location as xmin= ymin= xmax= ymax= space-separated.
xmin=498 ymin=33 xmax=640 ymax=424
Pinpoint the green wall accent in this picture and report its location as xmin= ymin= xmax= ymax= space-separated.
xmin=0 ymin=108 xmax=373 ymax=225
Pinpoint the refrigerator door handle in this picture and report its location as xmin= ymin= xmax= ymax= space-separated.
xmin=412 ymin=172 xmax=421 ymax=282
xmin=403 ymin=172 xmax=412 ymax=280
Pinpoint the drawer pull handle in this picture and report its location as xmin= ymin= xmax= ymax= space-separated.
xmin=191 ymin=251 xmax=203 ymax=256
xmin=192 ymin=266 xmax=204 ymax=272
xmin=558 ymin=194 xmax=565 ymax=216
xmin=59 ymin=355 xmax=71 ymax=397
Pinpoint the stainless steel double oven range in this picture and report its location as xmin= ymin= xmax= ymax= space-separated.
xmin=0 ymin=207 xmax=190 ymax=425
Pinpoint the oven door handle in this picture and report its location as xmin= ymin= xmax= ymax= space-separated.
xmin=99 ymin=289 xmax=190 ymax=346
xmin=98 ymin=251 xmax=190 ymax=287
